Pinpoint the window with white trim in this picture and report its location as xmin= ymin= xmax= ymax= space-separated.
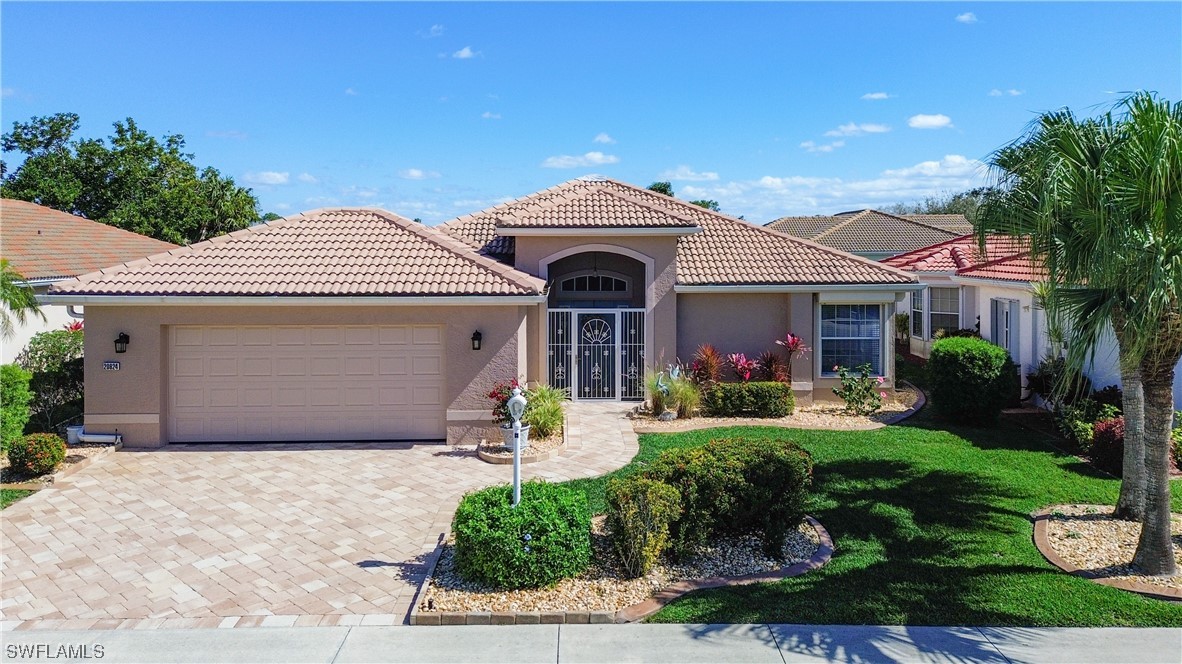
xmin=929 ymin=287 xmax=960 ymax=336
xmin=820 ymin=303 xmax=883 ymax=375
xmin=911 ymin=290 xmax=925 ymax=338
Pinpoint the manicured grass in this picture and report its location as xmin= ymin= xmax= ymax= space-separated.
xmin=564 ymin=409 xmax=1182 ymax=626
xmin=1 ymin=488 xmax=34 ymax=509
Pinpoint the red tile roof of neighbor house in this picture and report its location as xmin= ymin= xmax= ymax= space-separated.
xmin=765 ymin=210 xmax=972 ymax=255
xmin=882 ymin=234 xmax=1047 ymax=282
xmin=48 ymin=208 xmax=545 ymax=297
xmin=1 ymin=199 xmax=177 ymax=281
xmin=441 ymin=177 xmax=917 ymax=286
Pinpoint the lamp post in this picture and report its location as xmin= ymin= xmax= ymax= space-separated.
xmin=506 ymin=386 xmax=528 ymax=507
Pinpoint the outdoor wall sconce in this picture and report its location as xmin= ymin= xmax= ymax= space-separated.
xmin=471 ymin=330 xmax=483 ymax=351
xmin=114 ymin=332 xmax=130 ymax=354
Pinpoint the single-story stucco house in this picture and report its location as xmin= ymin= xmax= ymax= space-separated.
xmin=765 ymin=209 xmax=972 ymax=261
xmin=44 ymin=177 xmax=921 ymax=447
xmin=1 ymin=199 xmax=176 ymax=363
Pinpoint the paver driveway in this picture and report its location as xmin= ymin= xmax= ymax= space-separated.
xmin=1 ymin=403 xmax=635 ymax=629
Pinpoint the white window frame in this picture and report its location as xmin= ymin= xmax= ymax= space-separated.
xmin=911 ymin=289 xmax=925 ymax=339
xmin=928 ymin=286 xmax=961 ymax=337
xmin=817 ymin=302 xmax=886 ymax=377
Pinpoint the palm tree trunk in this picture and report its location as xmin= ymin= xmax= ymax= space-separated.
xmin=1131 ymin=366 xmax=1177 ymax=576
xmin=1113 ymin=362 xmax=1146 ymax=520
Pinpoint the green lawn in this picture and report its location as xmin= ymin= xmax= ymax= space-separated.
xmin=565 ymin=409 xmax=1182 ymax=626
xmin=1 ymin=488 xmax=34 ymax=509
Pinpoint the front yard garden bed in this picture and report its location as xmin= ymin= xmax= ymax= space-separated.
xmin=632 ymin=382 xmax=921 ymax=432
xmin=0 ymin=440 xmax=121 ymax=487
xmin=415 ymin=514 xmax=827 ymax=623
xmin=476 ymin=430 xmax=565 ymax=464
xmin=1034 ymin=504 xmax=1181 ymax=601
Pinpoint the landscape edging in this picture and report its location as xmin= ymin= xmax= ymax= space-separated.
xmin=408 ymin=515 xmax=834 ymax=626
xmin=1031 ymin=506 xmax=1181 ymax=602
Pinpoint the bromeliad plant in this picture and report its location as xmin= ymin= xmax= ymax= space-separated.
xmin=832 ymin=363 xmax=885 ymax=416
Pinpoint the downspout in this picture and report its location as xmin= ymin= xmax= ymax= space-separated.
xmin=66 ymin=305 xmax=84 ymax=319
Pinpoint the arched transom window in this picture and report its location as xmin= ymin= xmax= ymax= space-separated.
xmin=556 ymin=270 xmax=633 ymax=301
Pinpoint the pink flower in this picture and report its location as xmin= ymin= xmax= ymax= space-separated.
xmin=833 ymin=365 xmax=840 ymax=372
xmin=876 ymin=376 xmax=884 ymax=384
xmin=879 ymin=391 xmax=887 ymax=399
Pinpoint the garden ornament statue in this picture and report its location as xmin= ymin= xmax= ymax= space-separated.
xmin=507 ymin=386 xmax=528 ymax=507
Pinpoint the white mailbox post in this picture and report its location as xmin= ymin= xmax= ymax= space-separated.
xmin=507 ymin=387 xmax=528 ymax=507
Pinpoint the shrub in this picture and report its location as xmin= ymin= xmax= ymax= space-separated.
xmin=831 ymin=363 xmax=885 ymax=416
xmin=524 ymin=384 xmax=567 ymax=438
xmin=757 ymin=350 xmax=789 ymax=383
xmin=702 ymin=382 xmax=793 ymax=418
xmin=1092 ymin=385 xmax=1124 ymax=411
xmin=690 ymin=344 xmax=723 ymax=385
xmin=17 ymin=328 xmax=85 ymax=434
xmin=452 ymin=481 xmax=591 ymax=589
xmin=928 ymin=337 xmax=1014 ymax=424
xmin=726 ymin=353 xmax=758 ymax=382
xmin=605 ymin=476 xmax=682 ymax=578
xmin=1 ymin=364 xmax=33 ymax=452
xmin=645 ymin=371 xmax=670 ymax=414
xmin=644 ymin=437 xmax=812 ymax=558
xmin=1054 ymin=398 xmax=1121 ymax=449
xmin=1026 ymin=357 xmax=1093 ymax=406
xmin=668 ymin=377 xmax=700 ymax=419
xmin=7 ymin=432 xmax=66 ymax=476
xmin=1090 ymin=417 xmax=1125 ymax=475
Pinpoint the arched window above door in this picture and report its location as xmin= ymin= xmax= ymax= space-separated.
xmin=556 ymin=270 xmax=633 ymax=301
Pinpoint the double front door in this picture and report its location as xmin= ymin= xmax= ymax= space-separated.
xmin=547 ymin=309 xmax=644 ymax=400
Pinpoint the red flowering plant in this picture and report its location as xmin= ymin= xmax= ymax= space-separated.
xmin=63 ymin=320 xmax=84 ymax=332
xmin=727 ymin=353 xmax=759 ymax=382
xmin=775 ymin=332 xmax=810 ymax=361
xmin=488 ymin=379 xmax=523 ymax=425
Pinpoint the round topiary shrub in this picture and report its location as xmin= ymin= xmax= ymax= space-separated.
xmin=7 ymin=432 xmax=67 ymax=476
xmin=452 ymin=480 xmax=591 ymax=589
xmin=928 ymin=337 xmax=1014 ymax=424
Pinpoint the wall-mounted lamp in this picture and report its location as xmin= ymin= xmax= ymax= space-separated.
xmin=114 ymin=332 xmax=130 ymax=354
xmin=471 ymin=330 xmax=483 ymax=351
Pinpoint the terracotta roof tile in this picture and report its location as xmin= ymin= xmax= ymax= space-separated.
xmin=883 ymin=234 xmax=1044 ymax=282
xmin=765 ymin=210 xmax=968 ymax=254
xmin=441 ymin=178 xmax=916 ymax=286
xmin=1 ymin=199 xmax=177 ymax=281
xmin=49 ymin=208 xmax=544 ymax=297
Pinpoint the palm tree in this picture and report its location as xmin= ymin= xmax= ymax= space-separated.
xmin=0 ymin=259 xmax=44 ymax=341
xmin=981 ymin=92 xmax=1182 ymax=576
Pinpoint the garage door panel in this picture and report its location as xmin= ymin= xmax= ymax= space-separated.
xmin=170 ymin=324 xmax=445 ymax=442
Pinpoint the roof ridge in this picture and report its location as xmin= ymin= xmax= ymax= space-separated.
xmin=438 ymin=178 xmax=589 ymax=230
xmin=812 ymin=210 xmax=870 ymax=239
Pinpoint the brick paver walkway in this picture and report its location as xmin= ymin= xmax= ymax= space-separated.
xmin=1 ymin=402 xmax=636 ymax=630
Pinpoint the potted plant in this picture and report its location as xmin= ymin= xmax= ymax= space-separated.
xmin=489 ymin=379 xmax=530 ymax=450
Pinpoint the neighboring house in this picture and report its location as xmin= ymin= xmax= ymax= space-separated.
xmin=0 ymin=199 xmax=177 ymax=363
xmin=45 ymin=177 xmax=920 ymax=447
xmin=765 ymin=209 xmax=972 ymax=261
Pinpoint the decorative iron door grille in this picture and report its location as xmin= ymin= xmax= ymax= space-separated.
xmin=576 ymin=312 xmax=615 ymax=399
xmin=548 ymin=308 xmax=645 ymax=400
xmin=619 ymin=310 xmax=645 ymax=399
xmin=547 ymin=310 xmax=573 ymax=393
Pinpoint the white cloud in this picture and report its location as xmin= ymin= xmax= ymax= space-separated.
xmin=243 ymin=171 xmax=290 ymax=186
xmin=861 ymin=92 xmax=891 ymax=100
xmin=668 ymin=154 xmax=987 ymax=220
xmin=399 ymin=168 xmax=441 ymax=180
xmin=824 ymin=122 xmax=891 ymax=137
xmin=420 ymin=24 xmax=444 ymax=38
xmin=273 ymin=203 xmax=292 ymax=211
xmin=1 ymin=87 xmax=16 ymax=98
xmin=541 ymin=152 xmax=620 ymax=168
xmin=593 ymin=132 xmax=616 ymax=144
xmin=800 ymin=140 xmax=845 ymax=153
xmin=452 ymin=46 xmax=479 ymax=59
xmin=955 ymin=12 xmax=978 ymax=23
xmin=205 ymin=130 xmax=248 ymax=140
xmin=345 ymin=87 xmax=358 ymax=96
xmin=660 ymin=165 xmax=719 ymax=181
xmin=297 ymin=173 xmax=318 ymax=184
xmin=907 ymin=114 xmax=954 ymax=129
xmin=481 ymin=111 xmax=502 ymax=120
xmin=989 ymin=88 xmax=1024 ymax=97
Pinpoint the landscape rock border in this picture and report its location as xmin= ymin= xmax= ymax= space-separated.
xmin=0 ymin=440 xmax=123 ymax=491
xmin=1031 ymin=506 xmax=1181 ymax=602
xmin=475 ymin=415 xmax=568 ymax=465
xmin=409 ymin=515 xmax=834 ymax=625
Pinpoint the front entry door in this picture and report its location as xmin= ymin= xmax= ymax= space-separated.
xmin=576 ymin=312 xmax=615 ymax=399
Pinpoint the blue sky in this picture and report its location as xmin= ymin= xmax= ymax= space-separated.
xmin=3 ymin=2 xmax=1179 ymax=224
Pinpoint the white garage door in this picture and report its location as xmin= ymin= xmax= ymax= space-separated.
xmin=169 ymin=325 xmax=445 ymax=442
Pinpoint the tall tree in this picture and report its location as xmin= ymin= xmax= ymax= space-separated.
xmin=0 ymin=259 xmax=44 ymax=341
xmin=887 ymin=187 xmax=992 ymax=220
xmin=1 ymin=113 xmax=261 ymax=245
xmin=647 ymin=181 xmax=674 ymax=197
xmin=981 ymin=92 xmax=1182 ymax=575
xmin=689 ymin=199 xmax=721 ymax=212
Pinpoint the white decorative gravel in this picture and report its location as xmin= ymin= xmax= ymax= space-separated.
xmin=1045 ymin=504 xmax=1181 ymax=590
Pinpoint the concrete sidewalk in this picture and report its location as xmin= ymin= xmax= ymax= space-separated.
xmin=2 ymin=624 xmax=1179 ymax=663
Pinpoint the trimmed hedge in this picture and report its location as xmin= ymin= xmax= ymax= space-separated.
xmin=702 ymin=381 xmax=794 ymax=418
xmin=605 ymin=476 xmax=682 ymax=578
xmin=643 ymin=436 xmax=812 ymax=558
xmin=1 ymin=364 xmax=33 ymax=453
xmin=928 ymin=337 xmax=1015 ymax=424
xmin=7 ymin=432 xmax=66 ymax=476
xmin=452 ymin=480 xmax=591 ymax=589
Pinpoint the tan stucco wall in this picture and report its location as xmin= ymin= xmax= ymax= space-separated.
xmin=513 ymin=236 xmax=680 ymax=368
xmin=676 ymin=293 xmax=791 ymax=362
xmin=80 ymin=304 xmax=528 ymax=447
